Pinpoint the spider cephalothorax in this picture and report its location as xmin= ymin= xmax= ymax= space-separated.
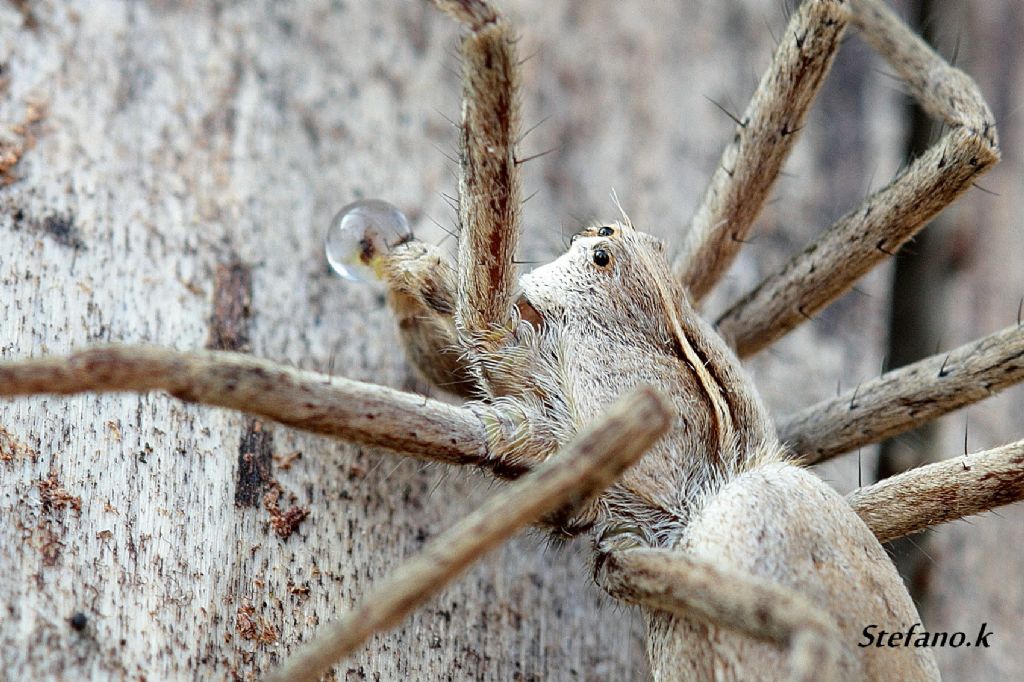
xmin=346 ymin=190 xmax=930 ymax=679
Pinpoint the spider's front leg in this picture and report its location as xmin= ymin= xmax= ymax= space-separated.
xmin=327 ymin=0 xmax=521 ymax=396
xmin=432 ymin=0 xmax=522 ymax=356
xmin=0 ymin=346 xmax=549 ymax=477
xmin=325 ymin=198 xmax=477 ymax=396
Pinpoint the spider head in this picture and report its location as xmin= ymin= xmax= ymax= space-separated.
xmin=518 ymin=221 xmax=683 ymax=349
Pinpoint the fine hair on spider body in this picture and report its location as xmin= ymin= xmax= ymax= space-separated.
xmin=2 ymin=0 xmax=1024 ymax=680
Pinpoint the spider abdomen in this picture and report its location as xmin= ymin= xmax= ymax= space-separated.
xmin=648 ymin=462 xmax=939 ymax=681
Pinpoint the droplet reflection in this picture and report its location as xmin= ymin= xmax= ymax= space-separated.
xmin=325 ymin=199 xmax=411 ymax=283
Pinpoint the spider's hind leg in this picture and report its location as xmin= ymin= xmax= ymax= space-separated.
xmin=599 ymin=547 xmax=851 ymax=682
xmin=779 ymin=323 xmax=1024 ymax=463
xmin=849 ymin=438 xmax=1024 ymax=544
xmin=674 ymin=0 xmax=850 ymax=303
xmin=717 ymin=0 xmax=1000 ymax=357
xmin=598 ymin=462 xmax=943 ymax=680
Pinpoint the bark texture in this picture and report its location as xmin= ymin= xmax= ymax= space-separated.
xmin=0 ymin=1 xmax=1020 ymax=680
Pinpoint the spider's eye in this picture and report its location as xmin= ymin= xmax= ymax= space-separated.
xmin=592 ymin=248 xmax=611 ymax=267
xmin=597 ymin=226 xmax=615 ymax=237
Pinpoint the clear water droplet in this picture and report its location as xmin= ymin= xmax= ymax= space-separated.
xmin=325 ymin=199 xmax=412 ymax=283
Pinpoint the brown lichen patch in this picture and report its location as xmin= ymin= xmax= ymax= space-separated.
xmin=0 ymin=95 xmax=47 ymax=185
xmin=15 ymin=513 xmax=64 ymax=566
xmin=235 ymin=419 xmax=273 ymax=508
xmin=273 ymin=450 xmax=302 ymax=470
xmin=287 ymin=580 xmax=311 ymax=599
xmin=37 ymin=469 xmax=82 ymax=513
xmin=34 ymin=519 xmax=63 ymax=566
xmin=206 ymin=260 xmax=253 ymax=352
xmin=8 ymin=1 xmax=38 ymax=29
xmin=231 ymin=416 xmax=312 ymax=539
xmin=347 ymin=461 xmax=367 ymax=480
xmin=263 ymin=484 xmax=310 ymax=540
xmin=105 ymin=420 xmax=122 ymax=441
xmin=0 ymin=425 xmax=36 ymax=462
xmin=236 ymin=602 xmax=277 ymax=644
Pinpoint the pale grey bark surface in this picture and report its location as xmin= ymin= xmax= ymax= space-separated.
xmin=0 ymin=1 xmax=1019 ymax=680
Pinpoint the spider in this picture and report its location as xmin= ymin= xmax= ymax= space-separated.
xmin=2 ymin=0 xmax=1023 ymax=679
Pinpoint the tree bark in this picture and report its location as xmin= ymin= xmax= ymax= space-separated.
xmin=0 ymin=1 xmax=1019 ymax=679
